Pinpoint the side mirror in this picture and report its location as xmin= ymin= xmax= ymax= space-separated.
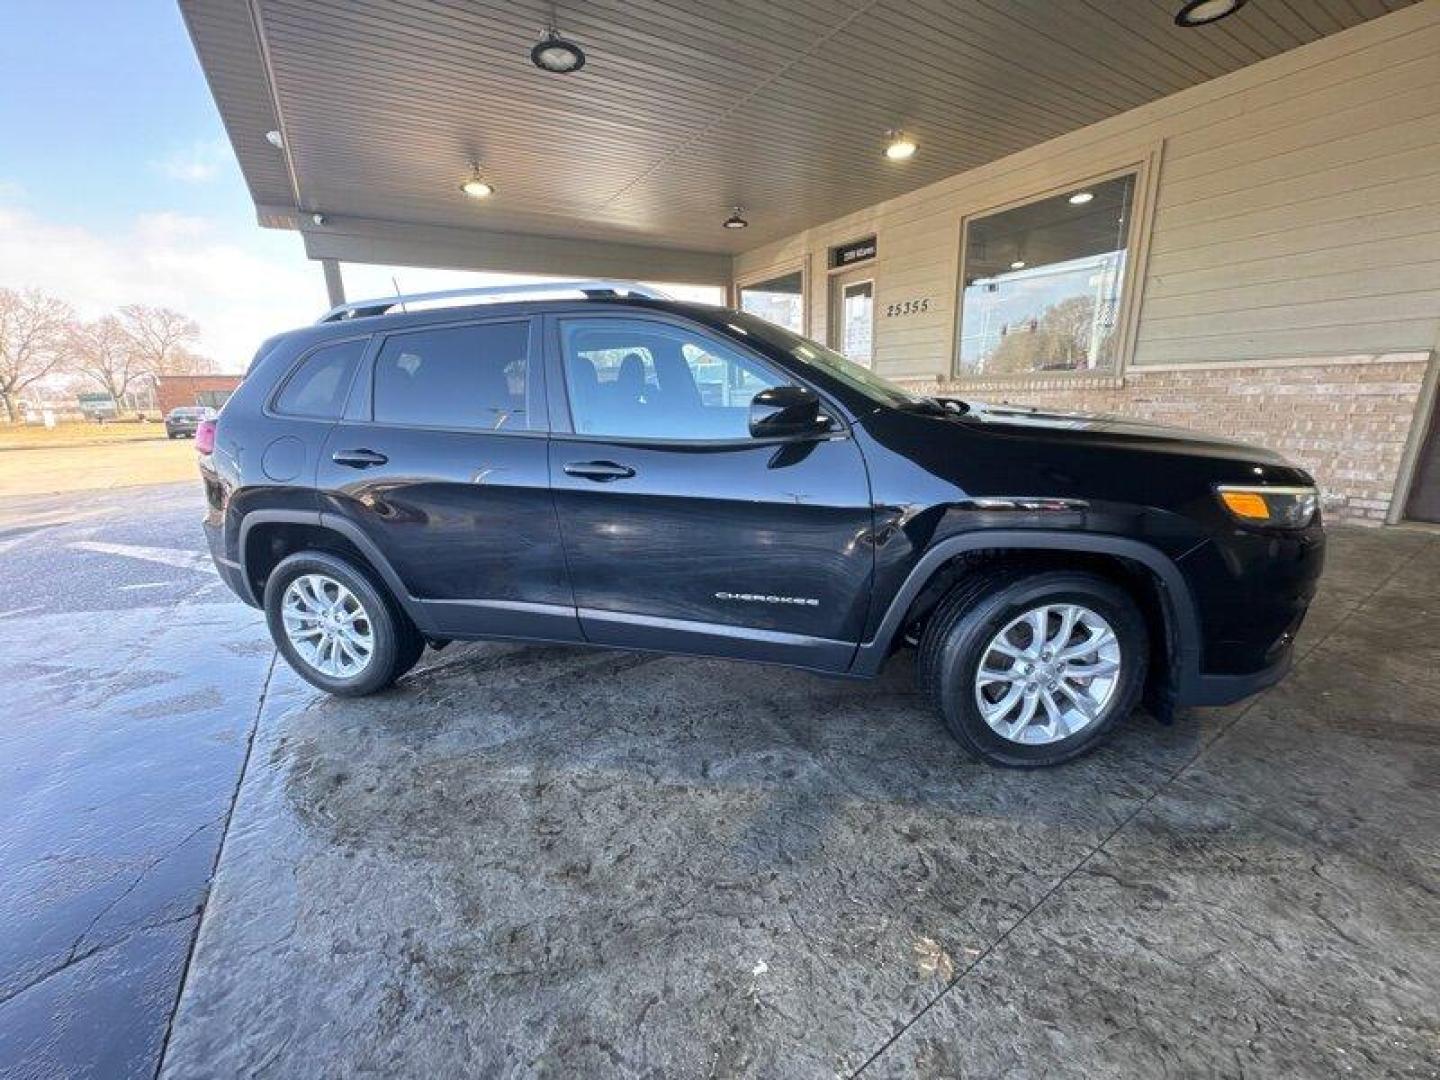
xmin=749 ymin=385 xmax=829 ymax=440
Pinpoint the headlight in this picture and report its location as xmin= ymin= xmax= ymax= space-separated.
xmin=1216 ymin=485 xmax=1318 ymax=529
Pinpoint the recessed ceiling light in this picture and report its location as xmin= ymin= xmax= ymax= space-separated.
xmin=1174 ymin=0 xmax=1246 ymax=27
xmin=723 ymin=206 xmax=749 ymax=230
xmin=884 ymin=130 xmax=917 ymax=161
xmin=531 ymin=29 xmax=586 ymax=73
xmin=1068 ymin=191 xmax=1095 ymax=205
xmin=264 ymin=129 xmax=284 ymax=149
xmin=1010 ymin=260 xmax=1026 ymax=270
xmin=460 ymin=164 xmax=494 ymax=199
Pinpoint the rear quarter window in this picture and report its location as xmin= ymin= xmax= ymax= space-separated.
xmin=272 ymin=338 xmax=367 ymax=419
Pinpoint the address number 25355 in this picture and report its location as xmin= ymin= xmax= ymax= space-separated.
xmin=884 ymin=298 xmax=931 ymax=317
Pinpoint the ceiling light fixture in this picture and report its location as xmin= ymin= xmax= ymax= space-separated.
xmin=884 ymin=130 xmax=917 ymax=161
xmin=531 ymin=28 xmax=586 ymax=73
xmin=1174 ymin=0 xmax=1247 ymax=27
xmin=723 ymin=206 xmax=749 ymax=230
xmin=264 ymin=129 xmax=284 ymax=149
xmin=1068 ymin=191 xmax=1095 ymax=205
xmin=460 ymin=164 xmax=495 ymax=199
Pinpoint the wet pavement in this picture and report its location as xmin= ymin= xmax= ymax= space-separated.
xmin=146 ymin=525 xmax=1439 ymax=1077
xmin=2 ymin=484 xmax=1436 ymax=1078
xmin=0 ymin=484 xmax=272 ymax=1079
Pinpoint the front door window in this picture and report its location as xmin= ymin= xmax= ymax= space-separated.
xmin=559 ymin=317 xmax=782 ymax=440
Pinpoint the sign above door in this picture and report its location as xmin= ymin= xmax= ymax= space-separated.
xmin=829 ymin=236 xmax=877 ymax=269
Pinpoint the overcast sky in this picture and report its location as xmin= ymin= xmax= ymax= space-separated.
xmin=0 ymin=2 xmax=718 ymax=373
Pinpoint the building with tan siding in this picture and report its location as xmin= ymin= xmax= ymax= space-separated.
xmin=184 ymin=0 xmax=1440 ymax=524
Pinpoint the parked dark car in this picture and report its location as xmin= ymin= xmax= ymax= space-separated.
xmin=165 ymin=406 xmax=215 ymax=439
xmin=199 ymin=283 xmax=1324 ymax=767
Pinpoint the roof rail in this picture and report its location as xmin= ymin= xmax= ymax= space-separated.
xmin=317 ymin=280 xmax=671 ymax=323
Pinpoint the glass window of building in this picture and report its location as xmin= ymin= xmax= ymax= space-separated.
xmin=957 ymin=172 xmax=1137 ymax=378
xmin=738 ymin=270 xmax=804 ymax=334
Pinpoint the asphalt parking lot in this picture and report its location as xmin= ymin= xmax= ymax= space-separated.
xmin=0 ymin=483 xmax=271 ymax=1078
xmin=2 ymin=483 xmax=1438 ymax=1078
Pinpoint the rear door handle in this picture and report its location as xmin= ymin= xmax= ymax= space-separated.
xmin=332 ymin=448 xmax=389 ymax=468
xmin=563 ymin=460 xmax=635 ymax=482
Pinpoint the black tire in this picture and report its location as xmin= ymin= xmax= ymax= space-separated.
xmin=166 ymin=432 xmax=177 ymax=439
xmin=263 ymin=550 xmax=424 ymax=697
xmin=918 ymin=569 xmax=1148 ymax=768
xmin=393 ymin=615 xmax=427 ymax=682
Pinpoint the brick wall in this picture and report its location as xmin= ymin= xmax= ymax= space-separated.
xmin=155 ymin=375 xmax=243 ymax=415
xmin=904 ymin=353 xmax=1434 ymax=526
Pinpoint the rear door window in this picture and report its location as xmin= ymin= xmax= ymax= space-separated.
xmin=273 ymin=338 xmax=366 ymax=419
xmin=372 ymin=320 xmax=536 ymax=431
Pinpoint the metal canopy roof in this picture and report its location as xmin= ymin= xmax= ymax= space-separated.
xmin=182 ymin=0 xmax=1412 ymax=279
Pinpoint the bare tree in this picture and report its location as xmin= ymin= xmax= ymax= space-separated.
xmin=118 ymin=305 xmax=203 ymax=378
xmin=167 ymin=345 xmax=217 ymax=376
xmin=984 ymin=296 xmax=1100 ymax=375
xmin=70 ymin=316 xmax=144 ymax=415
xmin=0 ymin=288 xmax=73 ymax=421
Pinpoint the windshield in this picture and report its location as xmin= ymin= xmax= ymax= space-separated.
xmin=722 ymin=312 xmax=924 ymax=409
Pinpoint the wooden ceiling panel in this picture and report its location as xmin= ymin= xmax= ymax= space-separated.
xmin=182 ymin=0 xmax=1417 ymax=255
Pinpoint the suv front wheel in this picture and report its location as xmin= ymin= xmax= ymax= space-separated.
xmin=919 ymin=570 xmax=1148 ymax=768
xmin=263 ymin=551 xmax=424 ymax=696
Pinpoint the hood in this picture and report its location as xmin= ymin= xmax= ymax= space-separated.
xmin=952 ymin=399 xmax=1293 ymax=467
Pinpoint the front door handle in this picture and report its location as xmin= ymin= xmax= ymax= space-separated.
xmin=332 ymin=448 xmax=389 ymax=468
xmin=563 ymin=460 xmax=636 ymax=482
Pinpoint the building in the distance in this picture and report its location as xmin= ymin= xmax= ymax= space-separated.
xmin=154 ymin=374 xmax=242 ymax=415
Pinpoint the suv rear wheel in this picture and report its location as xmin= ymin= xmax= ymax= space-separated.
xmin=263 ymin=551 xmax=424 ymax=696
xmin=919 ymin=570 xmax=1147 ymax=767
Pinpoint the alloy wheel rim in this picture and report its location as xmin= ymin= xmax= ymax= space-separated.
xmin=973 ymin=602 xmax=1121 ymax=745
xmin=281 ymin=573 xmax=374 ymax=679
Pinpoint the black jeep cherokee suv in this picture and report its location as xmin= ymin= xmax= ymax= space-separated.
xmin=200 ymin=284 xmax=1324 ymax=767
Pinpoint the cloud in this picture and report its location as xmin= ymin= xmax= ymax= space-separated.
xmin=151 ymin=138 xmax=234 ymax=184
xmin=0 ymin=195 xmax=722 ymax=373
xmin=0 ymin=201 xmax=326 ymax=370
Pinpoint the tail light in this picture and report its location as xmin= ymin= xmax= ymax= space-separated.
xmin=195 ymin=418 xmax=217 ymax=455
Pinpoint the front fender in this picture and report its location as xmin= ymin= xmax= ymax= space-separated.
xmin=850 ymin=529 xmax=1204 ymax=704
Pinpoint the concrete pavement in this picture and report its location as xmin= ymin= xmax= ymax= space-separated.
xmin=162 ymin=527 xmax=1440 ymax=1077
xmin=3 ymin=482 xmax=1437 ymax=1078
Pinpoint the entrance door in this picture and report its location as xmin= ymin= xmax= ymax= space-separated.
xmin=829 ymin=268 xmax=875 ymax=367
xmin=545 ymin=311 xmax=875 ymax=671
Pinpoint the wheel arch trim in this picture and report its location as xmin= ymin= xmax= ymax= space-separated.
xmin=851 ymin=530 xmax=1202 ymax=693
xmin=237 ymin=509 xmax=428 ymax=628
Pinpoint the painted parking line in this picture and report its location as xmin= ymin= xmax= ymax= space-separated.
xmin=67 ymin=541 xmax=216 ymax=574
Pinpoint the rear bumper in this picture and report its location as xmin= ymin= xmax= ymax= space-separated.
xmin=203 ymin=514 xmax=259 ymax=607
